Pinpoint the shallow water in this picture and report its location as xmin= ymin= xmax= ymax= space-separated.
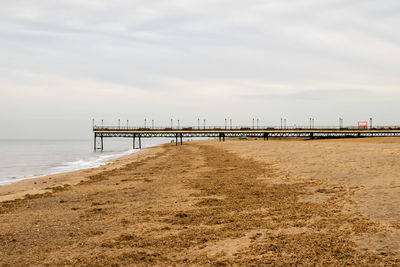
xmin=0 ymin=138 xmax=174 ymax=185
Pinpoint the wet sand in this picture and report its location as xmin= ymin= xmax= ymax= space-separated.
xmin=0 ymin=139 xmax=399 ymax=265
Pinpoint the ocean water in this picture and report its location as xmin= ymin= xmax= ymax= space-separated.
xmin=0 ymin=138 xmax=174 ymax=186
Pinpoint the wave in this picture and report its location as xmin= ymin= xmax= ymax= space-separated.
xmin=0 ymin=149 xmax=136 ymax=186
xmin=50 ymin=149 xmax=135 ymax=173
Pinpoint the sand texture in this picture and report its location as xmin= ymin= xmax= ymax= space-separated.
xmin=0 ymin=139 xmax=399 ymax=266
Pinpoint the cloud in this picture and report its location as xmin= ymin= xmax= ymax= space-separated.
xmin=0 ymin=0 xmax=399 ymax=137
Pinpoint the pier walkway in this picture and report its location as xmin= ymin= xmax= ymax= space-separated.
xmin=93 ymin=126 xmax=400 ymax=150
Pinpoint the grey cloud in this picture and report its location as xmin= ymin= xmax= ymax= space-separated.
xmin=240 ymin=89 xmax=370 ymax=100
xmin=0 ymin=0 xmax=399 ymax=138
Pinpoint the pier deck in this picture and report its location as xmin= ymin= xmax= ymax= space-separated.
xmin=93 ymin=126 xmax=400 ymax=150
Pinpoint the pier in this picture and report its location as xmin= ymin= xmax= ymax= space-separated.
xmin=93 ymin=125 xmax=400 ymax=150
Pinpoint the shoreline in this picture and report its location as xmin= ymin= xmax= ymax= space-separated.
xmin=0 ymin=138 xmax=177 ymax=189
xmin=0 ymin=137 xmax=212 ymax=201
xmin=0 ymin=144 xmax=166 ymax=202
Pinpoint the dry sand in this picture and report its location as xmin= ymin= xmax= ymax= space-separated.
xmin=0 ymin=138 xmax=399 ymax=266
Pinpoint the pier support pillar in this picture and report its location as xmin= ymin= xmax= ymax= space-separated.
xmin=180 ymin=133 xmax=183 ymax=145
xmin=222 ymin=133 xmax=225 ymax=142
xmin=133 ymin=134 xmax=136 ymax=149
xmin=100 ymin=133 xmax=104 ymax=151
xmin=175 ymin=134 xmax=178 ymax=146
xmin=139 ymin=134 xmax=142 ymax=149
xmin=94 ymin=133 xmax=97 ymax=151
xmin=310 ymin=132 xmax=314 ymax=140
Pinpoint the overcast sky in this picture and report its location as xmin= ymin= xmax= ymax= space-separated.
xmin=1 ymin=0 xmax=399 ymax=138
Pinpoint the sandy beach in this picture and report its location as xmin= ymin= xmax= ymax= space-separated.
xmin=0 ymin=138 xmax=399 ymax=266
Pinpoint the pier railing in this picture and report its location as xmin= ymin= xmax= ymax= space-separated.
xmin=93 ymin=125 xmax=400 ymax=131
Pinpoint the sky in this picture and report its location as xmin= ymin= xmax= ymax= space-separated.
xmin=1 ymin=0 xmax=399 ymax=139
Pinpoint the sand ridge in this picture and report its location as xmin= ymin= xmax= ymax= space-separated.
xmin=0 ymin=140 xmax=399 ymax=265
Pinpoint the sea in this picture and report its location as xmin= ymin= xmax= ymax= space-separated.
xmin=0 ymin=138 xmax=176 ymax=186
